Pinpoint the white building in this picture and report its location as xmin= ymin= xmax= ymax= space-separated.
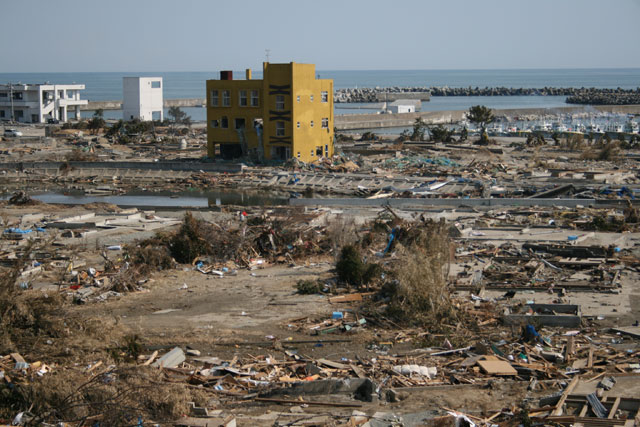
xmin=122 ymin=77 xmax=163 ymax=121
xmin=0 ymin=83 xmax=87 ymax=123
xmin=386 ymin=99 xmax=421 ymax=114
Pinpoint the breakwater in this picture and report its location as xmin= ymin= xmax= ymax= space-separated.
xmin=566 ymin=90 xmax=640 ymax=105
xmin=83 ymin=98 xmax=205 ymax=111
xmin=334 ymin=87 xmax=640 ymax=105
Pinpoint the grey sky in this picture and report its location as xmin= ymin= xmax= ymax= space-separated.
xmin=2 ymin=0 xmax=640 ymax=72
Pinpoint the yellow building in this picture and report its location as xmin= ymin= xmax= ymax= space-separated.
xmin=206 ymin=62 xmax=334 ymax=162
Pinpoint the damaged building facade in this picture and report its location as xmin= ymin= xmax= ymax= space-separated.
xmin=0 ymin=83 xmax=87 ymax=123
xmin=206 ymin=62 xmax=334 ymax=162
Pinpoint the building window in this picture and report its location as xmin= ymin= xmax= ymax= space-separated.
xmin=210 ymin=90 xmax=219 ymax=106
xmin=239 ymin=90 xmax=248 ymax=106
xmin=251 ymin=90 xmax=259 ymax=106
xmin=310 ymin=120 xmax=314 ymax=127
xmin=221 ymin=116 xmax=228 ymax=128
xmin=151 ymin=81 xmax=161 ymax=89
xmin=310 ymin=94 xmax=314 ymax=102
xmin=296 ymin=121 xmax=300 ymax=128
xmin=316 ymin=146 xmax=323 ymax=156
xmin=222 ymin=90 xmax=230 ymax=106
xmin=0 ymin=110 xmax=4 ymax=118
xmin=210 ymin=119 xmax=219 ymax=128
xmin=297 ymin=95 xmax=300 ymax=102
xmin=325 ymin=144 xmax=329 ymax=156
xmin=276 ymin=121 xmax=285 ymax=136
xmin=14 ymin=92 xmax=23 ymax=100
xmin=0 ymin=93 xmax=7 ymax=98
xmin=321 ymin=91 xmax=328 ymax=102
xmin=275 ymin=95 xmax=285 ymax=110
xmin=321 ymin=118 xmax=329 ymax=128
xmin=310 ymin=150 xmax=314 ymax=157
xmin=234 ymin=118 xmax=246 ymax=129
xmin=297 ymin=152 xmax=301 ymax=159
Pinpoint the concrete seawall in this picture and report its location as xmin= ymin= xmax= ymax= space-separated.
xmin=0 ymin=161 xmax=243 ymax=173
xmin=83 ymin=98 xmax=206 ymax=111
xmin=335 ymin=104 xmax=640 ymax=130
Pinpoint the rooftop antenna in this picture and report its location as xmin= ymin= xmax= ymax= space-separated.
xmin=265 ymin=49 xmax=270 ymax=62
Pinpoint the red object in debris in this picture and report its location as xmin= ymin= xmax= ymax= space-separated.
xmin=70 ymin=285 xmax=82 ymax=290
xmin=242 ymin=211 xmax=247 ymax=216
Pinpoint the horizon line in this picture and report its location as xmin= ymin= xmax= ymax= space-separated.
xmin=1 ymin=66 xmax=640 ymax=74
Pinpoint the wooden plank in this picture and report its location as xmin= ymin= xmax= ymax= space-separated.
xmin=350 ymin=364 xmax=366 ymax=379
xmin=588 ymin=346 xmax=594 ymax=369
xmin=552 ymin=376 xmax=580 ymax=416
xmin=10 ymin=353 xmax=26 ymax=364
xmin=565 ymin=336 xmax=575 ymax=362
xmin=142 ymin=350 xmax=158 ymax=366
xmin=328 ymin=293 xmax=374 ymax=303
xmin=316 ymin=358 xmax=348 ymax=370
xmin=579 ymin=404 xmax=589 ymax=417
xmin=477 ymin=359 xmax=517 ymax=376
xmin=608 ymin=397 xmax=621 ymax=419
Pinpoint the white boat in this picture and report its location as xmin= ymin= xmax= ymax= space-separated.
xmin=552 ymin=122 xmax=568 ymax=133
xmin=587 ymin=123 xmax=603 ymax=133
xmin=487 ymin=124 xmax=504 ymax=135
xmin=605 ymin=123 xmax=624 ymax=133
xmin=569 ymin=122 xmax=585 ymax=133
xmin=533 ymin=121 xmax=552 ymax=132
xmin=624 ymin=121 xmax=639 ymax=134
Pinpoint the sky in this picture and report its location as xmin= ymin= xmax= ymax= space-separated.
xmin=2 ymin=0 xmax=640 ymax=72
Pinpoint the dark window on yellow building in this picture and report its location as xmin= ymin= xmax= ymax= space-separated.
xmin=316 ymin=146 xmax=323 ymax=156
xmin=321 ymin=118 xmax=328 ymax=128
xmin=297 ymin=95 xmax=300 ymax=102
xmin=221 ymin=116 xmax=228 ymax=128
xmin=296 ymin=121 xmax=300 ymax=128
xmin=275 ymin=95 xmax=285 ymax=110
xmin=222 ymin=91 xmax=230 ymax=106
xmin=321 ymin=91 xmax=328 ymax=102
xmin=276 ymin=121 xmax=285 ymax=136
xmin=251 ymin=90 xmax=259 ymax=106
xmin=325 ymin=144 xmax=329 ymax=156
xmin=310 ymin=94 xmax=314 ymax=102
xmin=239 ymin=90 xmax=248 ymax=106
xmin=310 ymin=120 xmax=314 ymax=127
xmin=210 ymin=119 xmax=219 ymax=128
xmin=235 ymin=118 xmax=246 ymax=129
xmin=210 ymin=90 xmax=219 ymax=106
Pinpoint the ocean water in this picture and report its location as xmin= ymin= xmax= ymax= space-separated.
xmin=1 ymin=69 xmax=638 ymax=121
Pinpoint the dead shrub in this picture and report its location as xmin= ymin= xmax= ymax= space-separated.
xmin=562 ymin=133 xmax=585 ymax=150
xmin=383 ymin=219 xmax=462 ymax=328
xmin=325 ymin=215 xmax=358 ymax=253
xmin=0 ymin=240 xmax=67 ymax=354
xmin=9 ymin=367 xmax=200 ymax=425
xmin=581 ymin=141 xmax=620 ymax=161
